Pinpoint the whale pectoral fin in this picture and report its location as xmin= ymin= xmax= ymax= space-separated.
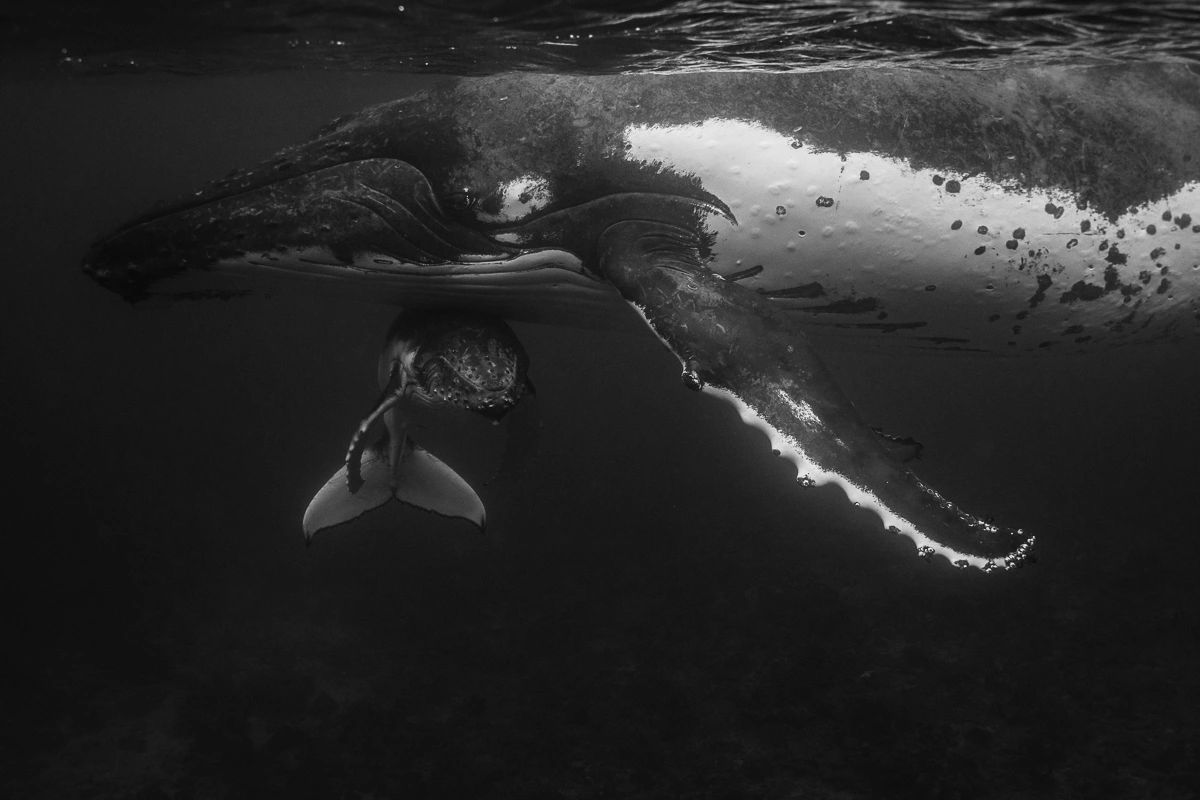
xmin=598 ymin=220 xmax=1035 ymax=572
xmin=303 ymin=438 xmax=486 ymax=542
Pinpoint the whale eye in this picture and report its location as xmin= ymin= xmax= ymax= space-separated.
xmin=443 ymin=188 xmax=476 ymax=213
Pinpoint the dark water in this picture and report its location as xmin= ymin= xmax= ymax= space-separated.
xmin=5 ymin=4 xmax=1200 ymax=799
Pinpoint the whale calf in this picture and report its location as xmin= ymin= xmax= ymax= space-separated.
xmin=303 ymin=310 xmax=531 ymax=539
xmin=84 ymin=65 xmax=1200 ymax=570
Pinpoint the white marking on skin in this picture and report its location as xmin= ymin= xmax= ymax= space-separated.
xmin=703 ymin=384 xmax=1020 ymax=571
xmin=474 ymin=175 xmax=553 ymax=224
xmin=624 ymin=119 xmax=1200 ymax=349
xmin=621 ymin=310 xmax=1032 ymax=572
xmin=776 ymin=389 xmax=820 ymax=428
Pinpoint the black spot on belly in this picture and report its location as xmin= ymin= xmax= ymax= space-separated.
xmin=918 ymin=336 xmax=970 ymax=345
xmin=1081 ymin=220 xmax=1091 ymax=233
xmin=951 ymin=219 xmax=962 ymax=230
xmin=724 ymin=264 xmax=763 ymax=282
xmin=1103 ymin=266 xmax=1121 ymax=291
xmin=859 ymin=170 xmax=870 ymax=180
xmin=945 ymin=179 xmax=961 ymax=193
xmin=815 ymin=196 xmax=834 ymax=208
xmin=977 ymin=225 xmax=989 ymax=234
xmin=846 ymin=320 xmax=927 ymax=333
xmin=1162 ymin=210 xmax=1173 ymax=221
xmin=932 ymin=175 xmax=944 ymax=186
xmin=1146 ymin=224 xmax=1158 ymax=235
xmin=1005 ymin=240 xmax=1018 ymax=250
xmin=1105 ymin=245 xmax=1128 ymax=266
xmin=1176 ymin=213 xmax=1192 ymax=228
xmin=802 ymin=297 xmax=880 ymax=314
xmin=1013 ymin=227 xmax=1026 ymax=240
xmin=1157 ymin=277 xmax=1172 ymax=294
xmin=1059 ymin=280 xmax=1104 ymax=304
xmin=973 ymin=246 xmax=986 ymax=255
xmin=1028 ymin=274 xmax=1052 ymax=308
xmin=757 ymin=281 xmax=826 ymax=298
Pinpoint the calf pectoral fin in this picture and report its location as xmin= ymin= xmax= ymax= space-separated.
xmin=302 ymin=438 xmax=485 ymax=542
xmin=598 ymin=220 xmax=1035 ymax=572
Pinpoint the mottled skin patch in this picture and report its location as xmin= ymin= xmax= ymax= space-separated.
xmin=446 ymin=67 xmax=1200 ymax=222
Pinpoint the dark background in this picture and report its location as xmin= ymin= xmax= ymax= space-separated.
xmin=3 ymin=71 xmax=1199 ymax=798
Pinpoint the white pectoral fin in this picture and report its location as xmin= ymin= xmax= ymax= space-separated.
xmin=302 ymin=439 xmax=485 ymax=542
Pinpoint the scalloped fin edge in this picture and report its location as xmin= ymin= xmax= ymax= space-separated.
xmin=302 ymin=440 xmax=485 ymax=542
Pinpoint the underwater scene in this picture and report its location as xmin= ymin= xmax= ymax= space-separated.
xmin=4 ymin=2 xmax=1200 ymax=797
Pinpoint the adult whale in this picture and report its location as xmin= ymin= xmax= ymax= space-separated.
xmin=84 ymin=65 xmax=1200 ymax=571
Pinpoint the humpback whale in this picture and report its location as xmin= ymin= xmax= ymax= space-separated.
xmin=83 ymin=65 xmax=1200 ymax=571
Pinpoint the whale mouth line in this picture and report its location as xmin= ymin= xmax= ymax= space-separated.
xmin=82 ymin=157 xmax=614 ymax=310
